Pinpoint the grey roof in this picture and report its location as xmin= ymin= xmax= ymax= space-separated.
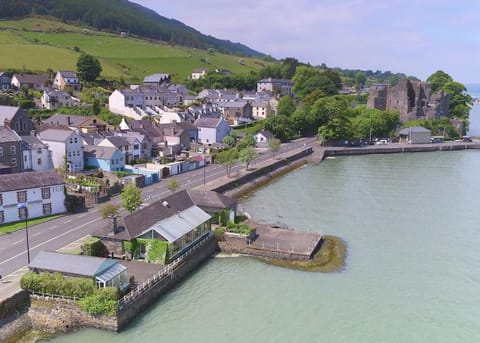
xmin=0 ymin=170 xmax=64 ymax=192
xmin=399 ymin=126 xmax=431 ymax=135
xmin=13 ymin=73 xmax=49 ymax=85
xmin=105 ymin=136 xmax=129 ymax=148
xmin=219 ymin=101 xmax=249 ymax=108
xmin=58 ymin=70 xmax=77 ymax=78
xmin=44 ymin=114 xmax=89 ymax=127
xmin=84 ymin=145 xmax=119 ymax=160
xmin=193 ymin=116 xmax=221 ymax=128
xmin=0 ymin=105 xmax=21 ymax=124
xmin=145 ymin=205 xmax=210 ymax=243
xmin=187 ymin=190 xmax=236 ymax=213
xmin=0 ymin=126 xmax=21 ymax=143
xmin=38 ymin=128 xmax=75 ymax=142
xmin=144 ymin=73 xmax=170 ymax=83
xmin=29 ymin=251 xmax=125 ymax=280
xmin=256 ymin=129 xmax=274 ymax=139
xmin=258 ymin=78 xmax=293 ymax=84
xmin=21 ymin=135 xmax=47 ymax=147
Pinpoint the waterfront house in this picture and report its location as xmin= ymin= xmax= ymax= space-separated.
xmin=0 ymin=127 xmax=23 ymax=174
xmin=194 ymin=116 xmax=231 ymax=144
xmin=0 ymin=106 xmax=35 ymax=136
xmin=187 ymin=190 xmax=236 ymax=225
xmin=94 ymin=190 xmax=213 ymax=261
xmin=399 ymin=126 xmax=431 ymax=144
xmin=84 ymin=145 xmax=125 ymax=172
xmin=29 ymin=251 xmax=128 ymax=289
xmin=0 ymin=170 xmax=66 ymax=223
xmin=53 ymin=70 xmax=80 ymax=91
xmin=37 ymin=128 xmax=84 ymax=172
xmin=254 ymin=129 xmax=275 ymax=145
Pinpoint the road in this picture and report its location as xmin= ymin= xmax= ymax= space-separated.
xmin=0 ymin=136 xmax=317 ymax=277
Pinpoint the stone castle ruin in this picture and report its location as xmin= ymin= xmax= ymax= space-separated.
xmin=367 ymin=78 xmax=450 ymax=122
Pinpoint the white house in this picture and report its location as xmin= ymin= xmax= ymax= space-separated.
xmin=257 ymin=78 xmax=294 ymax=96
xmin=194 ymin=117 xmax=231 ymax=144
xmin=37 ymin=128 xmax=84 ymax=172
xmin=11 ymin=74 xmax=49 ymax=90
xmin=41 ymin=89 xmax=73 ymax=110
xmin=191 ymin=69 xmax=207 ymax=80
xmin=252 ymin=100 xmax=272 ymax=119
xmin=254 ymin=129 xmax=275 ymax=145
xmin=0 ymin=170 xmax=66 ymax=224
xmin=53 ymin=71 xmax=80 ymax=91
xmin=21 ymin=135 xmax=54 ymax=172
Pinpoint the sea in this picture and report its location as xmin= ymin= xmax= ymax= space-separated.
xmin=41 ymin=100 xmax=480 ymax=343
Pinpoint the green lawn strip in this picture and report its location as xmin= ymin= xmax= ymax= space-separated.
xmin=258 ymin=235 xmax=347 ymax=273
xmin=0 ymin=215 xmax=63 ymax=236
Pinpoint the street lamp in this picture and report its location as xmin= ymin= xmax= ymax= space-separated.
xmin=17 ymin=202 xmax=30 ymax=264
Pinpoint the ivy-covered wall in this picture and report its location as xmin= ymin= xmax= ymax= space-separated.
xmin=123 ymin=238 xmax=170 ymax=264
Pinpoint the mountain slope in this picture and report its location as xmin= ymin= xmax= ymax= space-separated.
xmin=0 ymin=0 xmax=264 ymax=57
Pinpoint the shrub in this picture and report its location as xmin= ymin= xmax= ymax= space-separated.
xmin=214 ymin=227 xmax=225 ymax=241
xmin=78 ymin=287 xmax=118 ymax=316
xmin=144 ymin=240 xmax=169 ymax=264
xmin=20 ymin=272 xmax=95 ymax=298
xmin=123 ymin=239 xmax=140 ymax=258
xmin=82 ymin=237 xmax=107 ymax=257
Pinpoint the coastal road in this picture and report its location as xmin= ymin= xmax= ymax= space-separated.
xmin=0 ymin=136 xmax=318 ymax=277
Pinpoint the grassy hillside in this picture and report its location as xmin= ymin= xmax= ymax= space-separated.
xmin=0 ymin=18 xmax=268 ymax=83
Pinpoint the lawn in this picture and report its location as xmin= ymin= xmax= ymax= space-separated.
xmin=0 ymin=215 xmax=63 ymax=236
xmin=0 ymin=18 xmax=268 ymax=82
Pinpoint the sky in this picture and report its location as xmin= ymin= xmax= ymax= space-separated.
xmin=134 ymin=0 xmax=480 ymax=84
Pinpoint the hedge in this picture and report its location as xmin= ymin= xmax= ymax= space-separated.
xmin=82 ymin=237 xmax=107 ymax=257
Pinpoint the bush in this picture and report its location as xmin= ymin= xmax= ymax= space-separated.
xmin=144 ymin=239 xmax=169 ymax=264
xmin=78 ymin=287 xmax=118 ymax=316
xmin=214 ymin=227 xmax=225 ymax=241
xmin=123 ymin=239 xmax=140 ymax=258
xmin=20 ymin=272 xmax=95 ymax=298
xmin=82 ymin=237 xmax=107 ymax=257
xmin=225 ymin=222 xmax=253 ymax=235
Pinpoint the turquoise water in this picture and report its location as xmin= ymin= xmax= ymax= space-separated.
xmin=45 ymin=150 xmax=480 ymax=343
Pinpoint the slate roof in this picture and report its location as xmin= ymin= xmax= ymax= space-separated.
xmin=399 ymin=126 xmax=431 ymax=135
xmin=44 ymin=114 xmax=89 ymax=127
xmin=21 ymin=135 xmax=47 ymax=147
xmin=13 ymin=73 xmax=49 ymax=85
xmin=29 ymin=251 xmax=125 ymax=279
xmin=0 ymin=170 xmax=64 ymax=192
xmin=104 ymin=136 xmax=129 ymax=148
xmin=256 ymin=129 xmax=274 ymax=139
xmin=0 ymin=126 xmax=21 ymax=143
xmin=84 ymin=145 xmax=119 ymax=160
xmin=0 ymin=106 xmax=21 ymax=123
xmin=37 ymin=128 xmax=75 ymax=142
xmin=194 ymin=116 xmax=221 ymax=128
xmin=144 ymin=73 xmax=170 ymax=84
xmin=219 ymin=101 xmax=249 ymax=108
xmin=187 ymin=190 xmax=236 ymax=213
xmin=58 ymin=70 xmax=77 ymax=79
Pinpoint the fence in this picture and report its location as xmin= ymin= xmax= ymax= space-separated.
xmin=29 ymin=291 xmax=79 ymax=303
xmin=117 ymin=231 xmax=214 ymax=311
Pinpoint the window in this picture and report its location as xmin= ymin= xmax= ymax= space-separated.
xmin=74 ymin=138 xmax=78 ymax=144
xmin=0 ymin=193 xmax=3 ymax=206
xmin=42 ymin=203 xmax=52 ymax=215
xmin=11 ymin=158 xmax=16 ymax=166
xmin=69 ymin=138 xmax=73 ymax=144
xmin=10 ymin=145 xmax=16 ymax=154
xmin=18 ymin=206 xmax=28 ymax=219
xmin=0 ymin=147 xmax=3 ymax=157
xmin=68 ymin=152 xmax=71 ymax=157
xmin=134 ymin=144 xmax=139 ymax=150
xmin=17 ymin=191 xmax=27 ymax=203
xmin=37 ymin=158 xmax=42 ymax=165
xmin=0 ymin=211 xmax=4 ymax=223
xmin=41 ymin=187 xmax=51 ymax=199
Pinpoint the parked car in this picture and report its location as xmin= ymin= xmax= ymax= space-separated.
xmin=375 ymin=139 xmax=388 ymax=145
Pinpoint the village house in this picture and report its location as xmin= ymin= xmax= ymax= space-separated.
xmin=20 ymin=135 xmax=54 ymax=172
xmin=29 ymin=251 xmax=128 ymax=290
xmin=143 ymin=73 xmax=171 ymax=86
xmin=399 ymin=126 xmax=432 ymax=144
xmin=43 ymin=114 xmax=108 ymax=133
xmin=0 ymin=126 xmax=24 ymax=174
xmin=11 ymin=73 xmax=50 ymax=90
xmin=114 ymin=131 xmax=151 ymax=161
xmin=0 ymin=170 xmax=66 ymax=224
xmin=84 ymin=145 xmax=125 ymax=172
xmin=53 ymin=70 xmax=81 ymax=91
xmin=128 ymin=120 xmax=165 ymax=156
xmin=251 ymin=100 xmax=272 ymax=119
xmin=97 ymin=135 xmax=129 ymax=161
xmin=37 ymin=128 xmax=84 ymax=172
xmin=160 ymin=122 xmax=198 ymax=151
xmin=0 ymin=106 xmax=35 ymax=136
xmin=257 ymin=78 xmax=294 ymax=96
xmin=191 ymin=69 xmax=207 ymax=80
xmin=41 ymin=89 xmax=74 ymax=110
xmin=0 ymin=72 xmax=11 ymax=90
xmin=218 ymin=101 xmax=253 ymax=124
xmin=254 ymin=129 xmax=275 ymax=145
xmin=94 ymin=190 xmax=215 ymax=261
xmin=194 ymin=116 xmax=231 ymax=144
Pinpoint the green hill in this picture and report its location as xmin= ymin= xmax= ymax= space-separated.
xmin=0 ymin=18 xmax=268 ymax=82
xmin=0 ymin=0 xmax=264 ymax=57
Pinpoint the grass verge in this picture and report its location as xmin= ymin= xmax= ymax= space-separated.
xmin=0 ymin=215 xmax=63 ymax=236
xmin=258 ymin=235 xmax=347 ymax=273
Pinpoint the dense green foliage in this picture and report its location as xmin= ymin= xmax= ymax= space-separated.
xmin=121 ymin=183 xmax=143 ymax=213
xmin=21 ymin=272 xmax=95 ymax=298
xmin=225 ymin=221 xmax=253 ymax=235
xmin=401 ymin=117 xmax=461 ymax=139
xmin=82 ymin=237 xmax=107 ymax=257
xmin=78 ymin=287 xmax=118 ymax=316
xmin=141 ymin=239 xmax=170 ymax=264
xmin=238 ymin=146 xmax=257 ymax=170
xmin=185 ymin=73 xmax=257 ymax=92
xmin=100 ymin=204 xmax=119 ymax=219
xmin=216 ymin=149 xmax=239 ymax=177
xmin=167 ymin=179 xmax=180 ymax=192
xmin=0 ymin=0 xmax=263 ymax=57
xmin=77 ymin=53 xmax=102 ymax=82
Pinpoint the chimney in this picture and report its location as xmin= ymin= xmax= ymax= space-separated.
xmin=109 ymin=216 xmax=118 ymax=234
xmin=67 ymin=116 xmax=71 ymax=125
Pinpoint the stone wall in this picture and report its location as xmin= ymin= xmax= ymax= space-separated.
xmin=0 ymin=290 xmax=29 ymax=320
xmin=219 ymin=240 xmax=312 ymax=261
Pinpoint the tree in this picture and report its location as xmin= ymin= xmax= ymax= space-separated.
xmin=277 ymin=96 xmax=296 ymax=116
xmin=121 ymin=183 xmax=142 ymax=214
xmin=318 ymin=114 xmax=353 ymax=142
xmin=77 ymin=53 xmax=102 ymax=83
xmin=236 ymin=133 xmax=256 ymax=150
xmin=354 ymin=72 xmax=367 ymax=89
xmin=100 ymin=204 xmax=119 ymax=219
xmin=239 ymin=146 xmax=257 ymax=170
xmin=167 ymin=179 xmax=180 ymax=192
xmin=216 ymin=149 xmax=239 ymax=177
xmin=353 ymin=107 xmax=399 ymax=140
xmin=426 ymin=70 xmax=453 ymax=92
xmin=268 ymin=138 xmax=281 ymax=159
xmin=443 ymin=81 xmax=472 ymax=119
xmin=292 ymin=66 xmax=337 ymax=99
xmin=222 ymin=134 xmax=236 ymax=148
